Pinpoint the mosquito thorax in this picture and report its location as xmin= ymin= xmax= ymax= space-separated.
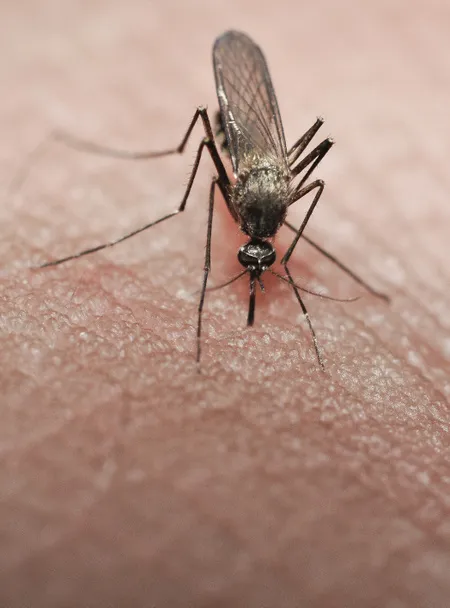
xmin=238 ymin=239 xmax=276 ymax=272
xmin=233 ymin=164 xmax=290 ymax=239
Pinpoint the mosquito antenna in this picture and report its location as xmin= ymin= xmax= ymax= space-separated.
xmin=268 ymin=269 xmax=359 ymax=302
xmin=205 ymin=269 xmax=247 ymax=292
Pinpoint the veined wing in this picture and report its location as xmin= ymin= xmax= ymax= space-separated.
xmin=213 ymin=30 xmax=288 ymax=174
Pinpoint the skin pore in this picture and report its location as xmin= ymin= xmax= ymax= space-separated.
xmin=1 ymin=1 xmax=449 ymax=606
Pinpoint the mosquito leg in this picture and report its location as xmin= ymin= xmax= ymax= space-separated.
xmin=50 ymin=106 xmax=215 ymax=160
xmin=5 ymin=109 xmax=197 ymax=196
xmin=38 ymin=131 xmax=229 ymax=268
xmin=287 ymin=117 xmax=324 ymax=165
xmin=290 ymin=138 xmax=334 ymax=193
xmin=214 ymin=109 xmax=228 ymax=153
xmin=7 ymin=106 xmax=229 ymax=201
xmin=281 ymin=180 xmax=327 ymax=368
xmin=288 ymin=133 xmax=388 ymax=301
xmin=283 ymin=262 xmax=325 ymax=370
xmin=196 ymin=178 xmax=217 ymax=364
xmin=205 ymin=270 xmax=247 ymax=292
xmin=284 ymin=220 xmax=390 ymax=301
xmin=282 ymin=180 xmax=325 ymax=265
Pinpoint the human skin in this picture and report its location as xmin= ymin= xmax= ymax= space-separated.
xmin=1 ymin=1 xmax=449 ymax=607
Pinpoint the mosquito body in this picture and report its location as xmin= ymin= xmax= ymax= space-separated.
xmin=21 ymin=30 xmax=388 ymax=368
xmin=211 ymin=31 xmax=335 ymax=363
xmin=214 ymin=107 xmax=289 ymax=303
xmin=228 ymin=141 xmax=291 ymax=325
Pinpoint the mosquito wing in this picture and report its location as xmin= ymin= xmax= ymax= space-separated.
xmin=213 ymin=30 xmax=288 ymax=175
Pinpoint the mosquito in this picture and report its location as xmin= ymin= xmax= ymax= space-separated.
xmin=15 ymin=30 xmax=388 ymax=368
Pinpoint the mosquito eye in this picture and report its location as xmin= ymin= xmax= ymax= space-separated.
xmin=263 ymin=249 xmax=276 ymax=267
xmin=238 ymin=248 xmax=255 ymax=267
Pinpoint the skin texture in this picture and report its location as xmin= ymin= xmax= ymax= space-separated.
xmin=1 ymin=1 xmax=449 ymax=606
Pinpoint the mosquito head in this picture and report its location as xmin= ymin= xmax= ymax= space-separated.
xmin=238 ymin=239 xmax=276 ymax=276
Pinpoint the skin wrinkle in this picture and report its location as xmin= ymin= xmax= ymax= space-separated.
xmin=70 ymin=380 xmax=446 ymax=540
xmin=0 ymin=370 xmax=124 ymax=456
xmin=2 ymin=366 xmax=446 ymax=604
xmin=343 ymin=182 xmax=450 ymax=301
xmin=5 ymin=430 xmax=127 ymax=571
xmin=7 ymin=282 xmax=442 ymax=448
xmin=321 ymin=196 xmax=437 ymax=305
xmin=7 ymin=413 xmax=320 ymax=572
xmin=152 ymin=458 xmax=426 ymax=596
xmin=347 ymin=307 xmax=449 ymax=396
xmin=324 ymin=121 xmax=450 ymax=277
xmin=1 ymin=1 xmax=450 ymax=607
xmin=1 ymin=366 xmax=432 ymax=508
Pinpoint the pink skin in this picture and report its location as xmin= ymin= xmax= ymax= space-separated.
xmin=1 ymin=2 xmax=449 ymax=606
